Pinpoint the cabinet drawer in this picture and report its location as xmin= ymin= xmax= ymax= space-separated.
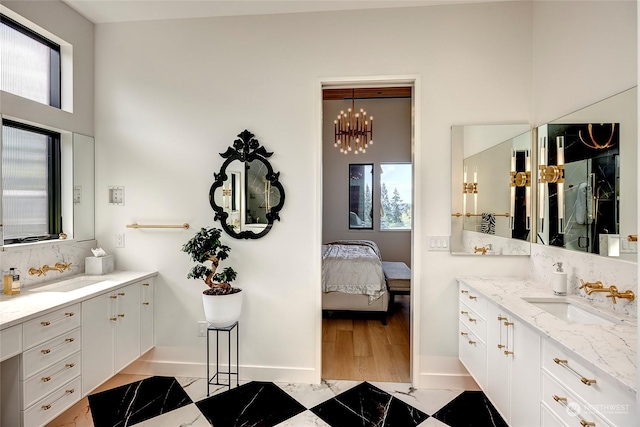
xmin=542 ymin=372 xmax=610 ymax=427
xmin=459 ymin=284 xmax=487 ymax=319
xmin=542 ymin=339 xmax=635 ymax=426
xmin=23 ymin=351 xmax=81 ymax=408
xmin=23 ymin=376 xmax=81 ymax=427
xmin=23 ymin=304 xmax=81 ymax=349
xmin=459 ymin=321 xmax=486 ymax=390
xmin=541 ymin=402 xmax=569 ymax=427
xmin=459 ymin=300 xmax=486 ymax=343
xmin=0 ymin=324 xmax=22 ymax=362
xmin=23 ymin=328 xmax=81 ymax=379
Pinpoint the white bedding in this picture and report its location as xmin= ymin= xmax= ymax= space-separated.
xmin=321 ymin=240 xmax=386 ymax=303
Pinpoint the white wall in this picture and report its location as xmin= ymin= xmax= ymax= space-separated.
xmin=94 ymin=1 xmax=534 ymax=385
xmin=322 ymin=98 xmax=412 ymax=266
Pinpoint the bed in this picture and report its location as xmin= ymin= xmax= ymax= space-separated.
xmin=321 ymin=240 xmax=388 ymax=324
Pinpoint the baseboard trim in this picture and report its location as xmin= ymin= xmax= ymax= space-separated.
xmin=121 ymin=359 xmax=319 ymax=384
xmin=417 ymin=372 xmax=480 ymax=390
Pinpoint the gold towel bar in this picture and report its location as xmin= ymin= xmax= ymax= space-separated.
xmin=451 ymin=212 xmax=510 ymax=218
xmin=126 ymin=223 xmax=190 ymax=230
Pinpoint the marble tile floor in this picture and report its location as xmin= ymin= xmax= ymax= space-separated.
xmin=47 ymin=374 xmax=507 ymax=427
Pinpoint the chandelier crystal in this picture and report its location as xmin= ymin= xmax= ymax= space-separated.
xmin=333 ymin=90 xmax=373 ymax=155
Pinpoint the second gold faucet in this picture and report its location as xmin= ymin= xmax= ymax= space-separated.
xmin=28 ymin=262 xmax=72 ymax=276
xmin=579 ymin=279 xmax=635 ymax=304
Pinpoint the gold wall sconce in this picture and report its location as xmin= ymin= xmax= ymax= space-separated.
xmin=463 ymin=166 xmax=478 ymax=215
xmin=510 ymin=148 xmax=531 ymax=230
xmin=538 ymin=136 xmax=565 ymax=233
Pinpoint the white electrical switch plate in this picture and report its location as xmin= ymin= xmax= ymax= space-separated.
xmin=108 ymin=186 xmax=125 ymax=205
xmin=427 ymin=236 xmax=450 ymax=251
xmin=198 ymin=321 xmax=208 ymax=337
xmin=73 ymin=186 xmax=82 ymax=204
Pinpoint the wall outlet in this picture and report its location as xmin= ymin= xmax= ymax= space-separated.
xmin=115 ymin=233 xmax=125 ymax=248
xmin=198 ymin=321 xmax=208 ymax=337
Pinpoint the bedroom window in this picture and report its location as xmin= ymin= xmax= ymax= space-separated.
xmin=0 ymin=13 xmax=61 ymax=108
xmin=2 ymin=120 xmax=62 ymax=244
xmin=349 ymin=164 xmax=373 ymax=229
xmin=380 ymin=163 xmax=412 ymax=230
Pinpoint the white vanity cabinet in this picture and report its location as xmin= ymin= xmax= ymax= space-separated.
xmin=458 ymin=283 xmax=488 ymax=390
xmin=140 ymin=279 xmax=155 ymax=355
xmin=82 ymin=280 xmax=150 ymax=395
xmin=541 ymin=339 xmax=636 ymax=427
xmin=486 ymin=302 xmax=541 ymax=426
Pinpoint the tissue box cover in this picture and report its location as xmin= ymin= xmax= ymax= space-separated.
xmin=85 ymin=255 xmax=114 ymax=275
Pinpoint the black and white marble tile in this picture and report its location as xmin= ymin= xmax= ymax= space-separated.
xmin=88 ymin=376 xmax=507 ymax=427
xmin=310 ymin=382 xmax=429 ymax=427
xmin=88 ymin=376 xmax=193 ymax=427
xmin=431 ymin=390 xmax=508 ymax=427
xmin=195 ymin=381 xmax=307 ymax=427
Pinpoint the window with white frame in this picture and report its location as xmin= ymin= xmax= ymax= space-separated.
xmin=0 ymin=13 xmax=61 ymax=108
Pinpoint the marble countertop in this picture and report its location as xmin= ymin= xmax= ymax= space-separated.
xmin=457 ymin=276 xmax=637 ymax=395
xmin=0 ymin=270 xmax=157 ymax=330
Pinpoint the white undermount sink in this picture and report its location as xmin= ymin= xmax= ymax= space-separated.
xmin=29 ymin=276 xmax=108 ymax=292
xmin=521 ymin=297 xmax=622 ymax=325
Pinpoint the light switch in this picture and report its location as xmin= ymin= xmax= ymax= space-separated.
xmin=73 ymin=186 xmax=82 ymax=204
xmin=428 ymin=236 xmax=450 ymax=251
xmin=108 ymin=186 xmax=125 ymax=205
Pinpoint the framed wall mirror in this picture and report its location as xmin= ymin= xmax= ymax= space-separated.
xmin=210 ymin=130 xmax=285 ymax=239
xmin=536 ymin=87 xmax=637 ymax=262
xmin=451 ymin=124 xmax=532 ymax=255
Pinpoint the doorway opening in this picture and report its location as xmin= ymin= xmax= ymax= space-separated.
xmin=320 ymin=81 xmax=416 ymax=383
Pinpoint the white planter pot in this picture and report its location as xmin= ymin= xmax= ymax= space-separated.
xmin=202 ymin=290 xmax=243 ymax=327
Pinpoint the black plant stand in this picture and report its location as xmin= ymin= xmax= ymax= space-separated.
xmin=206 ymin=321 xmax=239 ymax=396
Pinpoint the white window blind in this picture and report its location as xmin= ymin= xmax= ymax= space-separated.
xmin=2 ymin=125 xmax=49 ymax=240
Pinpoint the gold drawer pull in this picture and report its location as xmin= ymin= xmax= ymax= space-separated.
xmin=460 ymin=310 xmax=469 ymax=315
xmin=40 ymin=312 xmax=75 ymax=326
xmin=468 ymin=295 xmax=477 ymax=300
xmin=497 ymin=316 xmax=507 ymax=321
xmin=41 ymin=337 xmax=75 ymax=354
xmin=467 ymin=340 xmax=476 ymax=345
xmin=142 ymin=302 xmax=150 ymax=305
xmin=142 ymin=283 xmax=150 ymax=286
xmin=468 ymin=318 xmax=477 ymax=323
xmin=497 ymin=344 xmax=505 ymax=349
xmin=110 ymin=295 xmax=118 ymax=299
xmin=41 ymin=363 xmax=75 ymax=382
xmin=42 ymin=388 xmax=75 ymax=410
xmin=118 ymin=314 xmax=125 ymax=318
xmin=553 ymin=357 xmax=597 ymax=386
xmin=553 ymin=395 xmax=567 ymax=403
xmin=460 ymin=332 xmax=468 ymax=336
xmin=460 ymin=290 xmax=469 ymax=294
xmin=110 ymin=317 xmax=118 ymax=321
xmin=504 ymin=350 xmax=514 ymax=356
xmin=580 ymin=421 xmax=596 ymax=427
xmin=118 ymin=292 xmax=125 ymax=296
xmin=503 ymin=321 xmax=514 ymax=326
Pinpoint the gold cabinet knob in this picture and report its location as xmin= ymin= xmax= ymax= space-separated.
xmin=117 ymin=314 xmax=125 ymax=318
xmin=110 ymin=295 xmax=117 ymax=299
xmin=142 ymin=302 xmax=150 ymax=305
xmin=118 ymin=292 xmax=125 ymax=296
xmin=110 ymin=317 xmax=117 ymax=321
xmin=581 ymin=377 xmax=597 ymax=386
xmin=41 ymin=376 xmax=51 ymax=382
xmin=42 ymin=404 xmax=52 ymax=411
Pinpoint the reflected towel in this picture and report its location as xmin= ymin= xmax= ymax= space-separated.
xmin=481 ymin=213 xmax=495 ymax=235
xmin=576 ymin=183 xmax=593 ymax=225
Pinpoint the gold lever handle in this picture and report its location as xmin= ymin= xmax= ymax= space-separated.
xmin=460 ymin=310 xmax=468 ymax=315
xmin=503 ymin=321 xmax=514 ymax=326
xmin=467 ymin=340 xmax=476 ymax=345
xmin=497 ymin=316 xmax=507 ymax=321
xmin=553 ymin=395 xmax=567 ymax=403
xmin=460 ymin=290 xmax=469 ymax=294
xmin=468 ymin=295 xmax=477 ymax=300
xmin=504 ymin=350 xmax=514 ymax=356
xmin=468 ymin=318 xmax=477 ymax=323
xmin=460 ymin=332 xmax=468 ymax=337
xmin=497 ymin=344 xmax=505 ymax=349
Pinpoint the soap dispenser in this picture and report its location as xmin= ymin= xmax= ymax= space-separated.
xmin=552 ymin=262 xmax=567 ymax=296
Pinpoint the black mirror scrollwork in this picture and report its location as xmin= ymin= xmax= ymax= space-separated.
xmin=209 ymin=130 xmax=285 ymax=239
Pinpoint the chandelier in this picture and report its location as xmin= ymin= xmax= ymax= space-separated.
xmin=333 ymin=89 xmax=373 ymax=154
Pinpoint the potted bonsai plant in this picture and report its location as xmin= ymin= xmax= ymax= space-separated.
xmin=181 ymin=226 xmax=242 ymax=327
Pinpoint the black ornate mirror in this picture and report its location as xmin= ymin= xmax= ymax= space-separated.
xmin=209 ymin=130 xmax=285 ymax=239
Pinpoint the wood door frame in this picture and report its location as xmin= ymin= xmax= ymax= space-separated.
xmin=315 ymin=75 xmax=421 ymax=386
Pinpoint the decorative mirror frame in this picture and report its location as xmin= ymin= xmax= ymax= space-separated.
xmin=209 ymin=130 xmax=285 ymax=239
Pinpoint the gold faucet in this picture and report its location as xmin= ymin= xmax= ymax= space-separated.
xmin=579 ymin=279 xmax=603 ymax=293
xmin=580 ymin=279 xmax=635 ymax=304
xmin=29 ymin=262 xmax=72 ymax=276
xmin=473 ymin=246 xmax=488 ymax=255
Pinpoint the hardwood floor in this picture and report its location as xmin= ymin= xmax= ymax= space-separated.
xmin=322 ymin=295 xmax=410 ymax=383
